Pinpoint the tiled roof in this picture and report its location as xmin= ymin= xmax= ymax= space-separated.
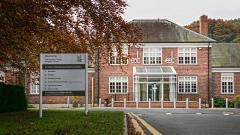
xmin=132 ymin=19 xmax=215 ymax=43
xmin=212 ymin=43 xmax=240 ymax=68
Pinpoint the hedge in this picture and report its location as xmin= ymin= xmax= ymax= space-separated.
xmin=0 ymin=83 xmax=27 ymax=112
xmin=214 ymin=97 xmax=234 ymax=108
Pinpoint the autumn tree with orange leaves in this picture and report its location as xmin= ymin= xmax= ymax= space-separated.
xmin=0 ymin=0 xmax=141 ymax=71
xmin=185 ymin=18 xmax=240 ymax=43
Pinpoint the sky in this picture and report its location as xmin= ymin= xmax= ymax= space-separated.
xmin=124 ymin=0 xmax=240 ymax=26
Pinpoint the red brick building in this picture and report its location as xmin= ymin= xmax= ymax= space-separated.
xmin=212 ymin=43 xmax=240 ymax=100
xmin=99 ymin=16 xmax=215 ymax=105
xmin=1 ymin=15 xmax=240 ymax=107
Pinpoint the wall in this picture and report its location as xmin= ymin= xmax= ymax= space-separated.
xmin=213 ymin=72 xmax=240 ymax=100
xmin=99 ymin=44 xmax=210 ymax=102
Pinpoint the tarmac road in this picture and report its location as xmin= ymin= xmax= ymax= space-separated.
xmin=124 ymin=109 xmax=240 ymax=135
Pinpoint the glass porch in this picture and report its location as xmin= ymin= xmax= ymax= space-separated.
xmin=133 ymin=66 xmax=177 ymax=102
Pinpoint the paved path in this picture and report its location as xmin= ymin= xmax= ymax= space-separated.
xmin=123 ymin=109 xmax=240 ymax=135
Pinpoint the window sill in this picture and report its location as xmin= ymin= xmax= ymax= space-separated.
xmin=108 ymin=93 xmax=128 ymax=95
xmin=221 ymin=93 xmax=234 ymax=95
xmin=178 ymin=93 xmax=198 ymax=94
xmin=143 ymin=64 xmax=162 ymax=65
xmin=178 ymin=64 xmax=198 ymax=65
xmin=109 ymin=64 xmax=128 ymax=66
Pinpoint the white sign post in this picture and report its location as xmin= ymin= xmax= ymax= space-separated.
xmin=40 ymin=53 xmax=88 ymax=118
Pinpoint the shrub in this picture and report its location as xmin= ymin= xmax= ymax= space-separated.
xmin=228 ymin=100 xmax=235 ymax=108
xmin=214 ymin=97 xmax=226 ymax=108
xmin=234 ymin=95 xmax=240 ymax=101
xmin=0 ymin=83 xmax=27 ymax=112
xmin=234 ymin=95 xmax=240 ymax=108
xmin=214 ymin=97 xmax=235 ymax=108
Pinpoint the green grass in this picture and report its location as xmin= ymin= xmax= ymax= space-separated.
xmin=0 ymin=110 xmax=124 ymax=135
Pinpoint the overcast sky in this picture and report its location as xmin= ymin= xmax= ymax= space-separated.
xmin=124 ymin=0 xmax=240 ymax=26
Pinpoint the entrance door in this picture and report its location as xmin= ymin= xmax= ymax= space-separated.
xmin=148 ymin=83 xmax=160 ymax=101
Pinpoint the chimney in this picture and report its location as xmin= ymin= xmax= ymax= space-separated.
xmin=199 ymin=15 xmax=208 ymax=37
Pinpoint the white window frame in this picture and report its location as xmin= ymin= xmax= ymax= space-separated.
xmin=143 ymin=47 xmax=162 ymax=65
xmin=0 ymin=71 xmax=5 ymax=83
xmin=109 ymin=76 xmax=128 ymax=94
xmin=30 ymin=74 xmax=39 ymax=94
xmin=109 ymin=45 xmax=128 ymax=65
xmin=178 ymin=76 xmax=197 ymax=94
xmin=178 ymin=48 xmax=197 ymax=64
xmin=221 ymin=73 xmax=234 ymax=94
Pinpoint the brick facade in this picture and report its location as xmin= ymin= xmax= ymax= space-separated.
xmin=3 ymin=16 xmax=240 ymax=107
xmin=99 ymin=45 xmax=210 ymax=103
xmin=213 ymin=72 xmax=240 ymax=100
xmin=3 ymin=46 xmax=240 ymax=106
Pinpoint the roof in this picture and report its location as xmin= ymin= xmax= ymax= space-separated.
xmin=132 ymin=19 xmax=216 ymax=43
xmin=134 ymin=66 xmax=176 ymax=75
xmin=212 ymin=43 xmax=240 ymax=68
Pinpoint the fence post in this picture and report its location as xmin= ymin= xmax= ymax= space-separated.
xmin=211 ymin=98 xmax=214 ymax=109
xmin=124 ymin=98 xmax=126 ymax=109
xmin=149 ymin=98 xmax=151 ymax=109
xmin=99 ymin=98 xmax=101 ymax=108
xmin=67 ymin=96 xmax=70 ymax=108
xmin=199 ymin=98 xmax=201 ymax=109
xmin=174 ymin=97 xmax=176 ymax=108
xmin=161 ymin=99 xmax=163 ymax=109
xmin=136 ymin=100 xmax=138 ymax=109
xmin=111 ymin=98 xmax=114 ymax=108
xmin=186 ymin=98 xmax=189 ymax=109
xmin=226 ymin=98 xmax=228 ymax=109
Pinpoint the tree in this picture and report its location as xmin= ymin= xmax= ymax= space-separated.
xmin=185 ymin=18 xmax=240 ymax=43
xmin=0 ymin=0 xmax=141 ymax=71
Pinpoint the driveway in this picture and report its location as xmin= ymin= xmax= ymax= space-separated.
xmin=123 ymin=109 xmax=240 ymax=135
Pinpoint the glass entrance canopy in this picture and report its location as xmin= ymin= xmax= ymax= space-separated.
xmin=134 ymin=66 xmax=176 ymax=75
xmin=133 ymin=66 xmax=177 ymax=102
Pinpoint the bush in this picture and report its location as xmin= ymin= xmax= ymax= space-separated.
xmin=228 ymin=100 xmax=235 ymax=108
xmin=234 ymin=95 xmax=240 ymax=101
xmin=214 ymin=97 xmax=226 ymax=108
xmin=234 ymin=95 xmax=240 ymax=108
xmin=0 ymin=83 xmax=27 ymax=112
xmin=214 ymin=97 xmax=235 ymax=108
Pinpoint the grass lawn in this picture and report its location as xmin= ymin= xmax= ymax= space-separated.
xmin=0 ymin=110 xmax=124 ymax=135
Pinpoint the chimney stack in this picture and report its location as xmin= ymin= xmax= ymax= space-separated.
xmin=199 ymin=15 xmax=208 ymax=37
